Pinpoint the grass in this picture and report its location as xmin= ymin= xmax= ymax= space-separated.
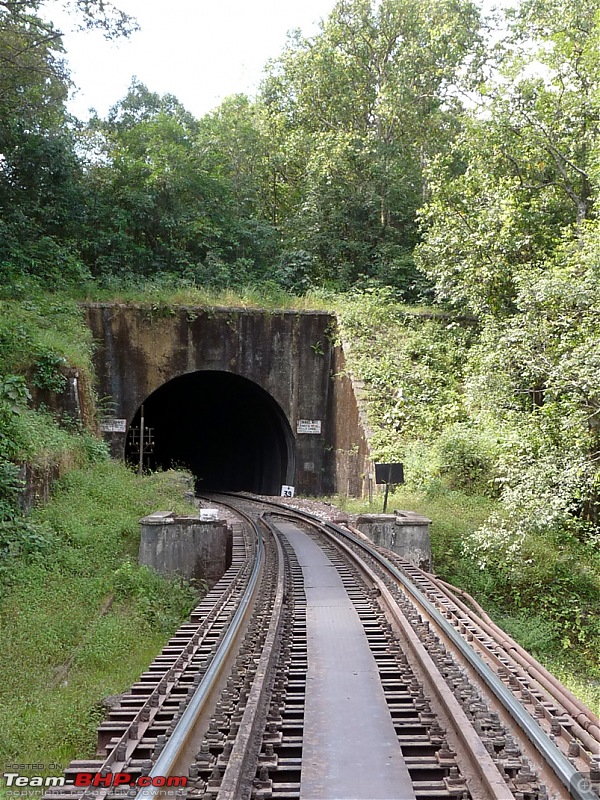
xmin=64 ymin=277 xmax=436 ymax=316
xmin=71 ymin=281 xmax=336 ymax=312
xmin=0 ymin=463 xmax=200 ymax=781
xmin=323 ymin=485 xmax=600 ymax=715
xmin=0 ymin=296 xmax=95 ymax=379
xmin=329 ymin=485 xmax=496 ymax=580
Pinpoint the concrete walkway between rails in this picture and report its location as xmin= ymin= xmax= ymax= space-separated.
xmin=276 ymin=521 xmax=416 ymax=800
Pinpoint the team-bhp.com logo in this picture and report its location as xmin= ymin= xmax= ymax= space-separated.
xmin=3 ymin=772 xmax=187 ymax=790
xmin=570 ymin=769 xmax=600 ymax=798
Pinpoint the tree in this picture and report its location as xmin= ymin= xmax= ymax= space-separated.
xmin=0 ymin=3 xmax=82 ymax=286
xmin=196 ymin=95 xmax=280 ymax=274
xmin=465 ymin=221 xmax=600 ymax=530
xmin=58 ymin=0 xmax=138 ymax=38
xmin=0 ymin=1 xmax=136 ymax=120
xmin=78 ymin=82 xmax=242 ymax=281
xmin=416 ymin=0 xmax=600 ymax=315
xmin=415 ymin=0 xmax=600 ymax=537
xmin=0 ymin=0 xmax=136 ymax=288
xmin=260 ymin=0 xmax=484 ymax=293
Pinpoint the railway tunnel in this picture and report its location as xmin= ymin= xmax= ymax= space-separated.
xmin=124 ymin=370 xmax=295 ymax=495
xmin=86 ymin=303 xmax=372 ymax=496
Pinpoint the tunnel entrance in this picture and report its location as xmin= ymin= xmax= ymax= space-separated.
xmin=125 ymin=371 xmax=295 ymax=495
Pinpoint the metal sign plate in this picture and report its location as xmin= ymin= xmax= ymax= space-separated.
xmin=297 ymin=419 xmax=322 ymax=434
xmin=375 ymin=463 xmax=404 ymax=485
xmin=281 ymin=485 xmax=295 ymax=497
xmin=99 ymin=418 xmax=127 ymax=433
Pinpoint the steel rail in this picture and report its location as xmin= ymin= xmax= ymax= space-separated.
xmin=421 ymin=568 xmax=600 ymax=753
xmin=344 ymin=522 xmax=600 ymax=768
xmin=431 ymin=576 xmax=600 ymax=739
xmin=217 ymin=514 xmax=286 ymax=800
xmin=316 ymin=515 xmax=599 ymax=800
xmin=348 ymin=518 xmax=600 ymax=744
xmin=219 ymin=496 xmax=512 ymax=798
xmin=308 ymin=516 xmax=514 ymax=800
xmin=132 ymin=513 xmax=265 ymax=800
xmin=210 ymin=493 xmax=600 ymax=799
xmin=74 ymin=530 xmax=255 ymax=800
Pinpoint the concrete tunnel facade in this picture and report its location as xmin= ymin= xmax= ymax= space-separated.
xmin=85 ymin=303 xmax=372 ymax=496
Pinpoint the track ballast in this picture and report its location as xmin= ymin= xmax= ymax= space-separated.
xmin=42 ymin=493 xmax=599 ymax=800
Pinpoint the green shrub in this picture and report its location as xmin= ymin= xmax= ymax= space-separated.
xmin=0 ymin=458 xmax=23 ymax=517
xmin=0 ymin=518 xmax=56 ymax=574
xmin=335 ymin=290 xmax=475 ymax=461
xmin=32 ymin=351 xmax=68 ymax=392
xmin=113 ymin=559 xmax=199 ymax=629
xmin=0 ymin=296 xmax=95 ymax=379
xmin=463 ymin=517 xmax=600 ymax=663
xmin=433 ymin=423 xmax=498 ymax=494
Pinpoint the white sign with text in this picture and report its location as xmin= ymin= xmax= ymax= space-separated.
xmin=99 ymin=418 xmax=127 ymax=433
xmin=297 ymin=419 xmax=322 ymax=434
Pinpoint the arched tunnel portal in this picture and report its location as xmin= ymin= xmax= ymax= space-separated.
xmin=125 ymin=370 xmax=295 ymax=495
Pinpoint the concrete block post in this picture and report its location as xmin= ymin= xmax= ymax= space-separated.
xmin=355 ymin=511 xmax=431 ymax=571
xmin=139 ymin=511 xmax=232 ymax=588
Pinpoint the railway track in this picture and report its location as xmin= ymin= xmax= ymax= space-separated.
xmin=42 ymin=492 xmax=599 ymax=800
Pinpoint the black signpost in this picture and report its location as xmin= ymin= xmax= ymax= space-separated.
xmin=375 ymin=462 xmax=404 ymax=513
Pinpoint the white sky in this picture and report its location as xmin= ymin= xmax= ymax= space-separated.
xmin=43 ymin=0 xmax=339 ymax=121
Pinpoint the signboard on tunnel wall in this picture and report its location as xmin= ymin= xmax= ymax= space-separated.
xmin=297 ymin=419 xmax=322 ymax=434
xmin=99 ymin=418 xmax=127 ymax=433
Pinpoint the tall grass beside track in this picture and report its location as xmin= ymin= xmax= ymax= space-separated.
xmin=0 ymin=464 xmax=199 ymax=781
xmin=330 ymin=486 xmax=600 ymax=715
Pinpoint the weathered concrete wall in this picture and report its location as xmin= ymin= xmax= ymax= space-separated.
xmin=84 ymin=303 xmax=373 ymax=496
xmin=29 ymin=365 xmax=95 ymax=429
xmin=17 ymin=462 xmax=62 ymax=512
xmin=355 ymin=512 xmax=431 ymax=570
xmin=328 ymin=343 xmax=373 ymax=497
xmin=139 ymin=512 xmax=232 ymax=587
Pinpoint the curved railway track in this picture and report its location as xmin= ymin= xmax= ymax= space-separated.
xmin=43 ymin=492 xmax=599 ymax=800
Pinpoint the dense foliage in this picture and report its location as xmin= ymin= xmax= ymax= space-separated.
xmin=1 ymin=0 xmax=598 ymax=298
xmin=335 ymin=293 xmax=600 ymax=682
xmin=0 ymin=0 xmax=599 ymax=693
xmin=410 ymin=0 xmax=600 ymax=667
xmin=0 ymin=0 xmax=487 ymax=296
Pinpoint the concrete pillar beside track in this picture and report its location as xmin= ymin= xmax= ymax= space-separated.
xmin=139 ymin=512 xmax=233 ymax=588
xmin=355 ymin=512 xmax=431 ymax=570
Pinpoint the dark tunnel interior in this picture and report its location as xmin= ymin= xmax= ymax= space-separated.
xmin=125 ymin=371 xmax=295 ymax=495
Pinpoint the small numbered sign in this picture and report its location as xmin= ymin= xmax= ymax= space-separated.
xmin=281 ymin=485 xmax=295 ymax=498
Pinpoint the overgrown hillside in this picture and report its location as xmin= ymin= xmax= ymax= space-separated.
xmin=0 ymin=295 xmax=100 ymax=523
xmin=0 ymin=296 xmax=199 ymax=774
xmin=335 ymin=290 xmax=600 ymax=710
